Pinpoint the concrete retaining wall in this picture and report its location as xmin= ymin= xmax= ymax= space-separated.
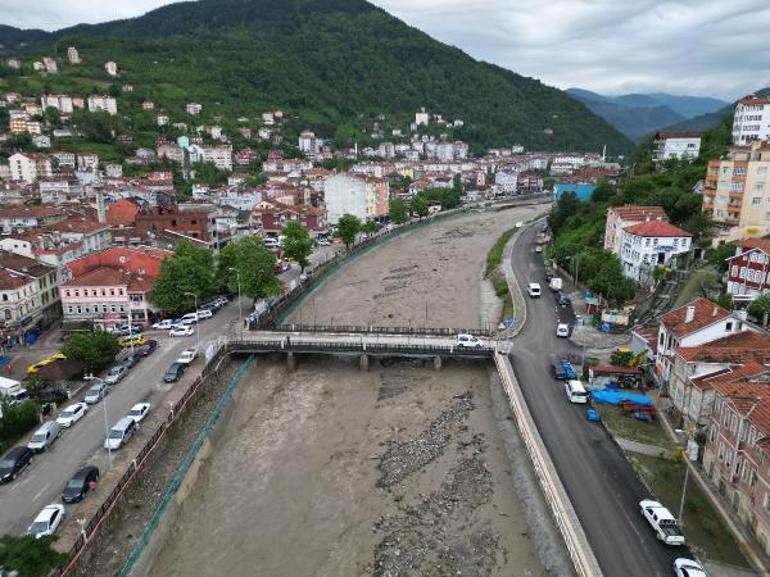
xmin=494 ymin=353 xmax=602 ymax=577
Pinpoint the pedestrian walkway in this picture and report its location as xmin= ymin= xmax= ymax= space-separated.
xmin=615 ymin=436 xmax=672 ymax=459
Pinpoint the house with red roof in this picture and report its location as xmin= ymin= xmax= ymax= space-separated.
xmin=620 ymin=219 xmax=692 ymax=285
xmin=703 ymin=376 xmax=770 ymax=556
xmin=726 ymin=239 xmax=770 ymax=305
xmin=603 ymin=205 xmax=668 ymax=254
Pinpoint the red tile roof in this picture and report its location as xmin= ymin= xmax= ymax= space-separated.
xmin=714 ymin=380 xmax=770 ymax=435
xmin=611 ymin=205 xmax=668 ymax=222
xmin=660 ymin=298 xmax=730 ymax=338
xmin=739 ymin=238 xmax=770 ymax=254
xmin=677 ymin=331 xmax=770 ymax=363
xmin=64 ymin=266 xmax=126 ymax=287
xmin=691 ymin=360 xmax=767 ymax=391
xmin=737 ymin=95 xmax=770 ymax=106
xmin=624 ymin=220 xmax=692 ymax=238
xmin=655 ymin=131 xmax=700 ymax=139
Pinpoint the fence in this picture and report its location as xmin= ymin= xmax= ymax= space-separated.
xmin=272 ymin=323 xmax=494 ymax=337
xmin=228 ymin=339 xmax=497 ymax=357
xmin=54 ymin=345 xmax=232 ymax=576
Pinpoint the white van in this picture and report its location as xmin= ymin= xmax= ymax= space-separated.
xmin=565 ymin=380 xmax=588 ymax=404
xmin=527 ymin=283 xmax=541 ymax=298
xmin=550 ymin=277 xmax=563 ymax=292
xmin=104 ymin=417 xmax=137 ymax=450
xmin=179 ymin=312 xmax=199 ymax=325
xmin=28 ymin=421 xmax=62 ymax=453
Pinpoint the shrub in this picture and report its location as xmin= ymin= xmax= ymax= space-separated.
xmin=0 ymin=401 xmax=40 ymax=453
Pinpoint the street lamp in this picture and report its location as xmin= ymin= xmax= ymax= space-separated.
xmin=84 ymin=374 xmax=112 ymax=471
xmin=228 ymin=267 xmax=243 ymax=337
xmin=183 ymin=291 xmax=201 ymax=353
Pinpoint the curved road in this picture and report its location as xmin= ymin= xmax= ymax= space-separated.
xmin=510 ymin=222 xmax=687 ymax=577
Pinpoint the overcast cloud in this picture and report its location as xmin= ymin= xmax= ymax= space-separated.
xmin=1 ymin=0 xmax=768 ymax=100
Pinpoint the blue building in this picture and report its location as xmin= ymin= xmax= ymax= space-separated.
xmin=555 ymin=183 xmax=597 ymax=202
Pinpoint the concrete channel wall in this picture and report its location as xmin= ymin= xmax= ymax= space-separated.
xmin=493 ymin=353 xmax=603 ymax=577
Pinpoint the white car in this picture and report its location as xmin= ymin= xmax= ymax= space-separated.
xmin=535 ymin=245 xmax=543 ymax=254
xmin=456 ymin=334 xmax=484 ymax=348
xmin=56 ymin=402 xmax=88 ymax=428
xmin=152 ymin=319 xmax=174 ymax=330
xmin=674 ymin=558 xmax=707 ymax=577
xmin=556 ymin=323 xmax=570 ymax=338
xmin=128 ymin=402 xmax=151 ymax=424
xmin=196 ymin=309 xmax=213 ymax=320
xmin=527 ymin=283 xmax=541 ymax=298
xmin=169 ymin=325 xmax=194 ymax=337
xmin=27 ymin=504 xmax=65 ymax=539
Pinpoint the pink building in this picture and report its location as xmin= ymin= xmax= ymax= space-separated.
xmin=603 ymin=205 xmax=668 ymax=254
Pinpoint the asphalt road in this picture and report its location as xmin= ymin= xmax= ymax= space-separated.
xmin=0 ymin=299 xmax=242 ymax=536
xmin=510 ymin=223 xmax=689 ymax=577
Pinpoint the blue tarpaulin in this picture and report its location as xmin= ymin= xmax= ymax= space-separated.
xmin=591 ymin=389 xmax=654 ymax=407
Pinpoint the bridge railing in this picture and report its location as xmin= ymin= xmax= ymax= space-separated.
xmin=227 ymin=339 xmax=496 ymax=357
xmin=271 ymin=324 xmax=493 ymax=337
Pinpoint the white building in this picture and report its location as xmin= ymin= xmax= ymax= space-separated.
xmin=157 ymin=114 xmax=170 ymax=127
xmin=188 ymin=145 xmax=232 ymax=172
xmin=43 ymin=57 xmax=58 ymax=74
xmin=619 ymin=220 xmax=692 ymax=285
xmin=415 ymin=109 xmax=429 ymax=127
xmin=9 ymin=153 xmax=52 ymax=184
xmin=732 ymin=95 xmax=770 ymax=146
xmin=186 ymin=103 xmax=203 ymax=116
xmin=105 ymin=61 xmax=118 ymax=76
xmin=603 ymin=205 xmax=668 ymax=254
xmin=298 ymin=130 xmax=320 ymax=155
xmin=87 ymin=95 xmax=117 ymax=115
xmin=494 ymin=171 xmax=518 ymax=194
xmin=67 ymin=47 xmax=81 ymax=64
xmin=653 ymin=131 xmax=701 ymax=164
xmin=323 ymin=174 xmax=368 ymax=224
xmin=41 ymin=94 xmax=74 ymax=114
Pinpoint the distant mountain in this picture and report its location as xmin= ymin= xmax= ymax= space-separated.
xmin=645 ymin=93 xmax=729 ymax=119
xmin=0 ymin=0 xmax=632 ymax=155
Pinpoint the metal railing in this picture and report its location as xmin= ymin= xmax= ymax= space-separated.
xmin=271 ymin=324 xmax=494 ymax=337
xmin=227 ymin=339 xmax=496 ymax=357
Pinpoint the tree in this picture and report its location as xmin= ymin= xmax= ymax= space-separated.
xmin=412 ymin=195 xmax=429 ymax=219
xmin=749 ymin=294 xmax=770 ymax=325
xmin=0 ymin=535 xmax=68 ymax=577
xmin=590 ymin=179 xmax=614 ymax=203
xmin=281 ymin=221 xmax=313 ymax=272
xmin=336 ymin=214 xmax=361 ymax=248
xmin=716 ymin=293 xmax=733 ymax=310
xmin=706 ymin=242 xmax=736 ymax=273
xmin=218 ymin=237 xmax=281 ymax=299
xmin=150 ymin=240 xmax=219 ymax=315
xmin=362 ymin=221 xmax=380 ymax=235
xmin=62 ymin=331 xmax=120 ymax=373
xmin=389 ymin=198 xmax=407 ymax=224
xmin=610 ymin=349 xmax=635 ymax=367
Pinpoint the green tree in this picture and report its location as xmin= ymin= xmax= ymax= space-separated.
xmin=362 ymin=221 xmax=380 ymax=235
xmin=706 ymin=242 xmax=736 ymax=273
xmin=62 ymin=331 xmax=120 ymax=373
xmin=336 ymin=214 xmax=361 ymax=248
xmin=590 ymin=179 xmax=614 ymax=203
xmin=219 ymin=237 xmax=281 ymax=299
xmin=0 ymin=401 xmax=40 ymax=453
xmin=715 ymin=293 xmax=733 ymax=310
xmin=281 ymin=221 xmax=313 ymax=272
xmin=749 ymin=294 xmax=770 ymax=325
xmin=412 ymin=195 xmax=429 ymax=219
xmin=150 ymin=240 xmax=218 ymax=315
xmin=610 ymin=349 xmax=635 ymax=367
xmin=389 ymin=198 xmax=407 ymax=224
xmin=0 ymin=535 xmax=68 ymax=577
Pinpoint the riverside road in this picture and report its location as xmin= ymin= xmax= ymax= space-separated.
xmin=510 ymin=222 xmax=688 ymax=576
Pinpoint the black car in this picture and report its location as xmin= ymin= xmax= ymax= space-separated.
xmin=163 ymin=362 xmax=186 ymax=383
xmin=0 ymin=446 xmax=33 ymax=483
xmin=544 ymin=271 xmax=554 ymax=283
xmin=137 ymin=339 xmax=158 ymax=357
xmin=120 ymin=352 xmax=142 ymax=369
xmin=62 ymin=465 xmax=100 ymax=503
xmin=557 ymin=291 xmax=571 ymax=307
xmin=549 ymin=354 xmax=567 ymax=380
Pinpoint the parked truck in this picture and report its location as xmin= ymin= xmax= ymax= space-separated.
xmin=639 ymin=499 xmax=685 ymax=545
xmin=0 ymin=377 xmax=29 ymax=405
xmin=175 ymin=348 xmax=198 ymax=366
xmin=549 ymin=277 xmax=563 ymax=292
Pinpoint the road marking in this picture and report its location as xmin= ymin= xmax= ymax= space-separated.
xmin=32 ymin=482 xmax=51 ymax=501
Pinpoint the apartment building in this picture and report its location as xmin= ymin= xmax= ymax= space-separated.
xmin=8 ymin=152 xmax=52 ymax=184
xmin=652 ymin=131 xmax=701 ymax=163
xmin=604 ymin=205 xmax=668 ymax=254
xmin=726 ymin=239 xmax=770 ymax=304
xmin=87 ymin=95 xmax=118 ymax=115
xmin=619 ymin=220 xmax=692 ymax=285
xmin=41 ymin=94 xmax=74 ymax=114
xmin=703 ymin=141 xmax=770 ymax=244
xmin=732 ymin=95 xmax=770 ymax=145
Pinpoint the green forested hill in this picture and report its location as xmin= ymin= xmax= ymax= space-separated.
xmin=0 ymin=0 xmax=632 ymax=154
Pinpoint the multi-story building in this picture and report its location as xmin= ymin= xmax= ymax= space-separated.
xmin=703 ymin=141 xmax=770 ymax=244
xmin=42 ymin=57 xmax=58 ymax=74
xmin=186 ymin=103 xmax=202 ymax=115
xmin=0 ymin=207 xmax=66 ymax=235
xmin=604 ymin=205 xmax=668 ymax=254
xmin=652 ymin=131 xmax=701 ymax=163
xmin=67 ymin=47 xmax=81 ymax=64
xmin=619 ymin=220 xmax=692 ymax=284
xmin=8 ymin=110 xmax=31 ymax=134
xmin=60 ymin=246 xmax=172 ymax=329
xmin=323 ymin=173 xmax=368 ymax=224
xmin=251 ymin=199 xmax=327 ymax=236
xmin=415 ymin=110 xmax=429 ymax=127
xmin=8 ymin=152 xmax=52 ymax=184
xmin=703 ymin=377 xmax=770 ymax=557
xmin=732 ymin=95 xmax=770 ymax=145
xmin=0 ymin=250 xmax=61 ymax=344
xmin=104 ymin=61 xmax=118 ymax=76
xmin=726 ymin=239 xmax=770 ymax=305
xmin=87 ymin=95 xmax=117 ymax=115
xmin=298 ymin=131 xmax=320 ymax=155
xmin=41 ymin=94 xmax=74 ymax=114
xmin=135 ymin=204 xmax=219 ymax=249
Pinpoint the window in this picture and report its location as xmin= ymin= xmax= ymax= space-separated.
xmin=171 ymin=219 xmax=177 ymax=227
xmin=754 ymin=197 xmax=763 ymax=206
xmin=191 ymin=219 xmax=197 ymax=225
xmin=67 ymin=306 xmax=73 ymax=314
xmin=110 ymin=289 xmax=115 ymax=296
xmin=4 ymin=310 xmax=10 ymax=320
xmin=732 ymin=265 xmax=739 ymax=277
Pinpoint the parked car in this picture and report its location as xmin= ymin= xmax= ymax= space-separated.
xmin=169 ymin=325 xmax=194 ymax=337
xmin=27 ymin=421 xmax=62 ymax=453
xmin=113 ymin=325 xmax=141 ymax=338
xmin=62 ymin=466 xmax=100 ymax=504
xmin=128 ymin=402 xmax=151 ymax=424
xmin=152 ymin=319 xmax=174 ymax=330
xmin=640 ymin=499 xmax=686 ymax=545
xmin=118 ymin=334 xmax=145 ymax=348
xmin=674 ymin=558 xmax=707 ymax=577
xmin=57 ymin=402 xmax=88 ymax=428
xmin=549 ymin=354 xmax=567 ymax=380
xmin=163 ymin=362 xmax=186 ymax=383
xmin=104 ymin=417 xmax=137 ymax=451
xmin=179 ymin=312 xmax=199 ymax=325
xmin=26 ymin=353 xmax=66 ymax=374
xmin=27 ymin=504 xmax=65 ymax=539
xmin=0 ymin=446 xmax=33 ymax=482
xmin=137 ymin=339 xmax=158 ymax=357
xmin=556 ymin=323 xmax=570 ymax=338
xmin=557 ymin=291 xmax=571 ymax=307
xmin=84 ymin=382 xmax=109 ymax=405
xmin=120 ymin=352 xmax=142 ymax=369
xmin=104 ymin=365 xmax=128 ymax=385
xmin=535 ymin=245 xmax=543 ymax=254
xmin=176 ymin=348 xmax=198 ymax=365
xmin=456 ymin=334 xmax=484 ymax=348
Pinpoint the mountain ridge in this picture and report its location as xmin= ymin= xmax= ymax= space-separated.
xmin=0 ymin=0 xmax=632 ymax=154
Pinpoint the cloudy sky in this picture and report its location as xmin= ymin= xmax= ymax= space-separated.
xmin=1 ymin=0 xmax=768 ymax=100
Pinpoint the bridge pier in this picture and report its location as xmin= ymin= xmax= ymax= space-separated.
xmin=287 ymin=351 xmax=297 ymax=372
xmin=433 ymin=355 xmax=442 ymax=371
xmin=359 ymin=354 xmax=369 ymax=371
